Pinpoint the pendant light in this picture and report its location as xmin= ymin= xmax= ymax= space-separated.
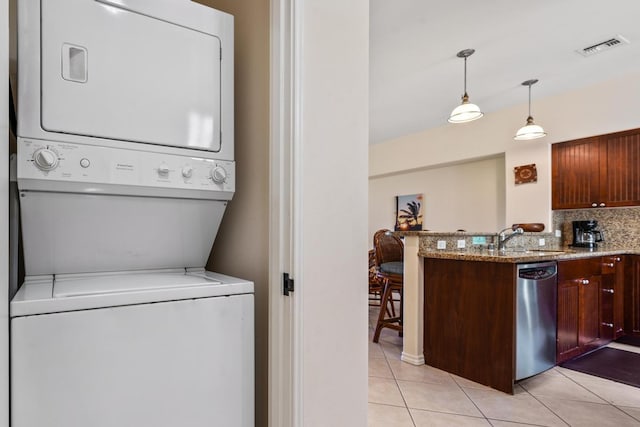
xmin=514 ymin=79 xmax=547 ymax=140
xmin=448 ymin=49 xmax=483 ymax=124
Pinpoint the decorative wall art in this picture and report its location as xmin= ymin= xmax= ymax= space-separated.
xmin=514 ymin=163 xmax=538 ymax=185
xmin=395 ymin=194 xmax=424 ymax=231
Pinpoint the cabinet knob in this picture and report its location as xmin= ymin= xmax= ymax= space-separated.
xmin=599 ymin=203 xmax=606 ymax=207
xmin=601 ymin=322 xmax=614 ymax=328
xmin=576 ymin=279 xmax=590 ymax=285
xmin=591 ymin=203 xmax=598 ymax=207
xmin=602 ymin=288 xmax=614 ymax=294
xmin=614 ymin=257 xmax=621 ymax=262
xmin=603 ymin=263 xmax=615 ymax=268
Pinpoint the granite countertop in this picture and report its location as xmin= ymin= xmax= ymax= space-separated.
xmin=419 ymin=245 xmax=640 ymax=263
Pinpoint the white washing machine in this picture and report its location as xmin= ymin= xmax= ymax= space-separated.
xmin=11 ymin=270 xmax=254 ymax=427
xmin=12 ymin=1 xmax=253 ymax=426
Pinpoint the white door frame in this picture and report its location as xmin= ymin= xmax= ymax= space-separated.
xmin=1 ymin=0 xmax=10 ymax=425
xmin=268 ymin=0 xmax=369 ymax=425
xmin=268 ymin=0 xmax=302 ymax=425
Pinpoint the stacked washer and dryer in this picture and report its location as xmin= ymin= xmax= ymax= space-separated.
xmin=10 ymin=1 xmax=254 ymax=426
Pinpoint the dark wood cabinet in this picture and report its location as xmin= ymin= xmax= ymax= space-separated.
xmin=602 ymin=131 xmax=640 ymax=207
xmin=556 ymin=258 xmax=602 ymax=363
xmin=423 ymin=258 xmax=516 ymax=394
xmin=625 ymin=255 xmax=640 ymax=335
xmin=552 ymin=137 xmax=600 ymax=210
xmin=601 ymin=255 xmax=624 ymax=340
xmin=552 ymin=128 xmax=640 ymax=210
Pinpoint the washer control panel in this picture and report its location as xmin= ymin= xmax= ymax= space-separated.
xmin=18 ymin=139 xmax=235 ymax=193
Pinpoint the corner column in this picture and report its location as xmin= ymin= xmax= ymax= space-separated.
xmin=401 ymin=235 xmax=425 ymax=365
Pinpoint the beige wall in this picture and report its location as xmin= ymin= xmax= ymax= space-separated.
xmin=194 ymin=1 xmax=270 ymax=425
xmin=370 ymin=72 xmax=640 ymax=232
xmin=369 ymin=155 xmax=505 ymax=237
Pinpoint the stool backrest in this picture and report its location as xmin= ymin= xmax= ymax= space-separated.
xmin=373 ymin=229 xmax=404 ymax=266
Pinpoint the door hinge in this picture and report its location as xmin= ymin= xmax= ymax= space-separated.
xmin=283 ymin=273 xmax=294 ymax=296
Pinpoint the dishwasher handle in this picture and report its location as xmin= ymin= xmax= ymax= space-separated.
xmin=518 ymin=265 xmax=557 ymax=281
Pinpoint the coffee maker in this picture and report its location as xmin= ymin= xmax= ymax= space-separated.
xmin=571 ymin=220 xmax=604 ymax=248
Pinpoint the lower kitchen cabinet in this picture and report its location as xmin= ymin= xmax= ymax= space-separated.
xmin=557 ymin=258 xmax=602 ymax=363
xmin=626 ymin=255 xmax=640 ymax=335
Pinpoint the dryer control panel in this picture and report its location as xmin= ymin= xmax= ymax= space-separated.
xmin=17 ymin=139 xmax=235 ymax=199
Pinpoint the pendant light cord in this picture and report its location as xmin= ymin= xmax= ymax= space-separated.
xmin=528 ymin=84 xmax=532 ymax=117
xmin=463 ymin=57 xmax=468 ymax=96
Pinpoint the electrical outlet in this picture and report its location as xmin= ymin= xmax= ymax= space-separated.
xmin=457 ymin=239 xmax=466 ymax=249
xmin=437 ymin=240 xmax=446 ymax=250
xmin=539 ymin=238 xmax=545 ymax=246
xmin=555 ymin=229 xmax=562 ymax=237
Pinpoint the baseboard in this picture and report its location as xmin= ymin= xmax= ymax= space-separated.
xmin=401 ymin=352 xmax=425 ymax=366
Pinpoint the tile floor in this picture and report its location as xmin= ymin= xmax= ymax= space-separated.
xmin=368 ymin=306 xmax=640 ymax=426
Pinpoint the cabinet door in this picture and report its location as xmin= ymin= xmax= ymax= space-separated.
xmin=557 ymin=278 xmax=580 ymax=362
xmin=557 ymin=258 xmax=603 ymax=363
xmin=579 ymin=274 xmax=601 ymax=347
xmin=552 ymin=137 xmax=601 ymax=209
xmin=602 ymin=130 xmax=640 ymax=207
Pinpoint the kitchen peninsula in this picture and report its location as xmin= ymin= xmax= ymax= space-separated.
xmin=398 ymin=231 xmax=640 ymax=394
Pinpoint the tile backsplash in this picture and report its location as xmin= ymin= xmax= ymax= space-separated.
xmin=553 ymin=206 xmax=640 ymax=249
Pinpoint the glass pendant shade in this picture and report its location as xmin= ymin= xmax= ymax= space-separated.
xmin=449 ymin=49 xmax=482 ymax=124
xmin=448 ymin=94 xmax=483 ymax=123
xmin=514 ymin=79 xmax=546 ymax=140
xmin=514 ymin=116 xmax=547 ymax=140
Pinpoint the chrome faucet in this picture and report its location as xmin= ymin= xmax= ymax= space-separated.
xmin=497 ymin=227 xmax=524 ymax=251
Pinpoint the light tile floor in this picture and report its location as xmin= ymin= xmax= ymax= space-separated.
xmin=368 ymin=306 xmax=640 ymax=426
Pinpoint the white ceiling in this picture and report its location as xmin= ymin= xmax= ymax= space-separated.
xmin=369 ymin=0 xmax=640 ymax=144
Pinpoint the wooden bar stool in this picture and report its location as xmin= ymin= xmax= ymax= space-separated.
xmin=373 ymin=262 xmax=403 ymax=342
xmin=372 ymin=230 xmax=403 ymax=343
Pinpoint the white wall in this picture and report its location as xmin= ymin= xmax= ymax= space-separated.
xmin=1 ymin=0 xmax=10 ymax=425
xmin=369 ymin=155 xmax=505 ymax=237
xmin=298 ymin=0 xmax=369 ymax=425
xmin=370 ymin=72 xmax=640 ymax=231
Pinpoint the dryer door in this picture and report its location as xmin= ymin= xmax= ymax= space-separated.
xmin=40 ymin=0 xmax=223 ymax=152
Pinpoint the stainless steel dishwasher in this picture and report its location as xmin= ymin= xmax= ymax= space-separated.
xmin=516 ymin=261 xmax=557 ymax=380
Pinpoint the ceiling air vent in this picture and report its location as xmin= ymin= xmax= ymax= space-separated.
xmin=577 ymin=35 xmax=630 ymax=57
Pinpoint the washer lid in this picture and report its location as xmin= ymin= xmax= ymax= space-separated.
xmin=53 ymin=271 xmax=221 ymax=298
xmin=11 ymin=270 xmax=254 ymax=317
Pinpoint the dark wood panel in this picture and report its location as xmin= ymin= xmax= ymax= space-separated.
xmin=625 ymin=255 xmax=640 ymax=335
xmin=423 ymin=258 xmax=516 ymax=394
xmin=557 ymin=280 xmax=580 ymax=362
xmin=600 ymin=275 xmax=615 ymax=341
xmin=602 ymin=255 xmax=625 ymax=338
xmin=552 ymin=137 xmax=600 ymax=209
xmin=557 ymin=258 xmax=601 ymax=281
xmin=557 ymin=259 xmax=603 ymax=363
xmin=603 ymin=130 xmax=640 ymax=207
xmin=580 ymin=274 xmax=601 ymax=346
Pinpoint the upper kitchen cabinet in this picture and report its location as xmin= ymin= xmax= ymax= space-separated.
xmin=552 ymin=128 xmax=640 ymax=210
xmin=552 ymin=137 xmax=600 ymax=209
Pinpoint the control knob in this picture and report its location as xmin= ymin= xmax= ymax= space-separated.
xmin=181 ymin=165 xmax=194 ymax=179
xmin=158 ymin=163 xmax=170 ymax=177
xmin=210 ymin=166 xmax=227 ymax=184
xmin=33 ymin=148 xmax=59 ymax=171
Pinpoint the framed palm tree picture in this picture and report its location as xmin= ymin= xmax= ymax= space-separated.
xmin=395 ymin=194 xmax=424 ymax=231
